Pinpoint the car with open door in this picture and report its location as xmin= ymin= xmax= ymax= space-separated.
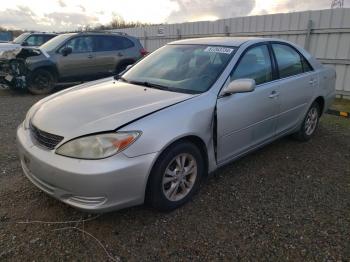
xmin=17 ymin=37 xmax=336 ymax=212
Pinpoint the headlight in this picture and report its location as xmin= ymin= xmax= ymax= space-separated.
xmin=56 ymin=132 xmax=141 ymax=159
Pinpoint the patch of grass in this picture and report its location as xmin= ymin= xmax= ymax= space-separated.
xmin=330 ymin=98 xmax=350 ymax=112
xmin=321 ymin=114 xmax=350 ymax=130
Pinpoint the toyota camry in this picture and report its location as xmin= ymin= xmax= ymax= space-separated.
xmin=17 ymin=37 xmax=336 ymax=212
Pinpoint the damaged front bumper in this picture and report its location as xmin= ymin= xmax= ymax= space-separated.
xmin=0 ymin=48 xmax=41 ymax=89
xmin=0 ymin=59 xmax=27 ymax=89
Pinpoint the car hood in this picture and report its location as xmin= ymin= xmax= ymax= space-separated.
xmin=31 ymin=78 xmax=196 ymax=140
xmin=0 ymin=43 xmax=20 ymax=53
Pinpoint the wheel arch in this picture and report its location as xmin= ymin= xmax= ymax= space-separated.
xmin=313 ymin=96 xmax=325 ymax=115
xmin=144 ymin=135 xmax=210 ymax=199
xmin=29 ymin=65 xmax=58 ymax=81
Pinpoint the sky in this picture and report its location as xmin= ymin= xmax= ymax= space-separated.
xmin=0 ymin=0 xmax=346 ymax=31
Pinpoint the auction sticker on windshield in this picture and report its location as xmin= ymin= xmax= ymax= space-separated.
xmin=204 ymin=46 xmax=234 ymax=54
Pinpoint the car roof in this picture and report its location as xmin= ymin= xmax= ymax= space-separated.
xmin=30 ymin=32 xmax=57 ymax=36
xmin=169 ymin=37 xmax=277 ymax=47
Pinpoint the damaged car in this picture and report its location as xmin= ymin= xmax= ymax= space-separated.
xmin=17 ymin=37 xmax=336 ymax=212
xmin=0 ymin=32 xmax=57 ymax=52
xmin=1 ymin=31 xmax=146 ymax=95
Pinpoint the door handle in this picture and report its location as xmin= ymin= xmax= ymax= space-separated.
xmin=87 ymin=54 xmax=93 ymax=59
xmin=309 ymin=79 xmax=316 ymax=85
xmin=269 ymin=90 xmax=279 ymax=99
xmin=117 ymin=52 xmax=123 ymax=57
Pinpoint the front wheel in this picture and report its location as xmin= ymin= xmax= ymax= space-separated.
xmin=146 ymin=142 xmax=205 ymax=211
xmin=27 ymin=69 xmax=55 ymax=95
xmin=293 ymin=102 xmax=320 ymax=141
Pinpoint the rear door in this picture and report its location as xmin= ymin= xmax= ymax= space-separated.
xmin=56 ymin=36 xmax=96 ymax=80
xmin=216 ymin=44 xmax=280 ymax=163
xmin=271 ymin=43 xmax=316 ymax=135
xmin=93 ymin=35 xmax=134 ymax=76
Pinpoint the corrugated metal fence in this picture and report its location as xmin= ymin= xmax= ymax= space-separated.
xmin=113 ymin=8 xmax=350 ymax=97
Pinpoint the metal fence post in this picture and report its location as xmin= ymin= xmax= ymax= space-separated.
xmin=225 ymin=25 xmax=230 ymax=36
xmin=304 ymin=20 xmax=313 ymax=51
xmin=143 ymin=30 xmax=148 ymax=51
xmin=177 ymin=28 xmax=182 ymax=39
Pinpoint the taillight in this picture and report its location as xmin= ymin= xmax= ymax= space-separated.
xmin=140 ymin=48 xmax=148 ymax=56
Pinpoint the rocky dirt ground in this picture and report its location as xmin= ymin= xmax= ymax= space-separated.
xmin=0 ymin=89 xmax=349 ymax=261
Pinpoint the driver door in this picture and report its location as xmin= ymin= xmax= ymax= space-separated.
xmin=216 ymin=44 xmax=280 ymax=164
xmin=56 ymin=36 xmax=97 ymax=80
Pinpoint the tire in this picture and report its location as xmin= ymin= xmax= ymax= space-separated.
xmin=27 ymin=69 xmax=55 ymax=95
xmin=293 ymin=102 xmax=321 ymax=141
xmin=146 ymin=141 xmax=205 ymax=211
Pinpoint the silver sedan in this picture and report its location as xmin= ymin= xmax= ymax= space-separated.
xmin=17 ymin=37 xmax=336 ymax=212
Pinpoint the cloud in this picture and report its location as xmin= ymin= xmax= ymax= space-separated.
xmin=166 ymin=0 xmax=255 ymax=23
xmin=57 ymin=0 xmax=66 ymax=8
xmin=276 ymin=0 xmax=331 ymax=12
xmin=252 ymin=0 xmax=331 ymax=15
xmin=78 ymin=4 xmax=86 ymax=12
xmin=45 ymin=12 xmax=98 ymax=29
xmin=0 ymin=6 xmax=98 ymax=31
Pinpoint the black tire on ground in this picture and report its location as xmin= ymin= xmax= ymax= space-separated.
xmin=293 ymin=102 xmax=321 ymax=141
xmin=27 ymin=69 xmax=55 ymax=95
xmin=146 ymin=141 xmax=205 ymax=211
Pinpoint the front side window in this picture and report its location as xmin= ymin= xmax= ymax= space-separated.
xmin=64 ymin=36 xmax=94 ymax=53
xmin=122 ymin=44 xmax=236 ymax=93
xmin=25 ymin=35 xmax=46 ymax=46
xmin=231 ymin=45 xmax=272 ymax=85
xmin=272 ymin=44 xmax=304 ymax=78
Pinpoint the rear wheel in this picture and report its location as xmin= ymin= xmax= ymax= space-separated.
xmin=146 ymin=142 xmax=205 ymax=211
xmin=293 ymin=102 xmax=321 ymax=141
xmin=28 ymin=69 xmax=55 ymax=95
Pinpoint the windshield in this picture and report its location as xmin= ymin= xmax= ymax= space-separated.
xmin=12 ymin=33 xmax=30 ymax=44
xmin=40 ymin=33 xmax=74 ymax=52
xmin=122 ymin=44 xmax=236 ymax=93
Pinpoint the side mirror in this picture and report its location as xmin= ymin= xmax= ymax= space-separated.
xmin=222 ymin=78 xmax=256 ymax=95
xmin=61 ymin=47 xmax=72 ymax=56
xmin=21 ymin=41 xmax=28 ymax=46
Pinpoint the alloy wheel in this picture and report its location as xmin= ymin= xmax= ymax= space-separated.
xmin=305 ymin=107 xmax=319 ymax=136
xmin=162 ymin=153 xmax=198 ymax=202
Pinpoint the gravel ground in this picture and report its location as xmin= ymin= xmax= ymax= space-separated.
xmin=0 ymin=88 xmax=349 ymax=261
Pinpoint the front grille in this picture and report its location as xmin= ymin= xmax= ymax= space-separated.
xmin=30 ymin=122 xmax=64 ymax=150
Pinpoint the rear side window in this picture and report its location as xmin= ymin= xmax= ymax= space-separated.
xmin=95 ymin=36 xmax=121 ymax=51
xmin=272 ymin=44 xmax=306 ymax=78
xmin=95 ymin=36 xmax=134 ymax=51
xmin=231 ymin=44 xmax=273 ymax=85
xmin=43 ymin=35 xmax=56 ymax=43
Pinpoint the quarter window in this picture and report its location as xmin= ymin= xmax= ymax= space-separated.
xmin=272 ymin=44 xmax=305 ymax=78
xmin=301 ymin=56 xmax=313 ymax=72
xmin=231 ymin=45 xmax=272 ymax=85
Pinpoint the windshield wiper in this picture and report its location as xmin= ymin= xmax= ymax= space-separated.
xmin=128 ymin=80 xmax=170 ymax=91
